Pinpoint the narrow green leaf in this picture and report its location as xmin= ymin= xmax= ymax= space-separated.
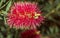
xmin=49 ymin=27 xmax=54 ymax=34
xmin=0 ymin=0 xmax=3 ymax=7
xmin=6 ymin=0 xmax=12 ymax=12
xmin=54 ymin=26 xmax=59 ymax=33
xmin=7 ymin=34 xmax=13 ymax=38
xmin=3 ymin=0 xmax=6 ymax=3
xmin=56 ymin=3 xmax=60 ymax=10
xmin=47 ymin=31 xmax=50 ymax=35
xmin=0 ymin=33 xmax=4 ymax=38
xmin=1 ymin=10 xmax=7 ymax=15
xmin=1 ymin=26 xmax=7 ymax=33
xmin=0 ymin=17 xmax=2 ymax=19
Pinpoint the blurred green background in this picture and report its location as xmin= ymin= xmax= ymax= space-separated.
xmin=0 ymin=0 xmax=60 ymax=38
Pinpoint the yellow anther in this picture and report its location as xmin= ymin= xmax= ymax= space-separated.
xmin=34 ymin=12 xmax=41 ymax=19
xmin=27 ymin=14 xmax=32 ymax=18
xmin=36 ymin=31 xmax=40 ymax=34
xmin=19 ymin=13 xmax=25 ymax=18
xmin=35 ymin=13 xmax=41 ymax=16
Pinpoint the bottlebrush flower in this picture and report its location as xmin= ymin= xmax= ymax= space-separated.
xmin=7 ymin=2 xmax=44 ymax=29
xmin=21 ymin=29 xmax=40 ymax=38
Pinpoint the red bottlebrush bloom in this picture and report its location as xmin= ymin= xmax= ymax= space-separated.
xmin=7 ymin=2 xmax=44 ymax=29
xmin=21 ymin=29 xmax=40 ymax=38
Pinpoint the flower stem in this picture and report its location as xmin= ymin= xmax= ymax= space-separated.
xmin=15 ymin=30 xmax=18 ymax=38
xmin=44 ymin=9 xmax=55 ymax=18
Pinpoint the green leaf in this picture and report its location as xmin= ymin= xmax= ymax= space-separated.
xmin=6 ymin=0 xmax=12 ymax=12
xmin=0 ymin=33 xmax=4 ymax=38
xmin=0 ymin=0 xmax=3 ymax=7
xmin=0 ymin=17 xmax=2 ymax=19
xmin=1 ymin=27 xmax=6 ymax=32
xmin=49 ymin=27 xmax=54 ymax=34
xmin=47 ymin=31 xmax=50 ymax=35
xmin=3 ymin=0 xmax=6 ymax=3
xmin=43 ymin=3 xmax=52 ymax=12
xmin=54 ymin=26 xmax=59 ymax=33
xmin=0 ymin=0 xmax=9 ymax=10
xmin=54 ymin=0 xmax=60 ymax=5
xmin=56 ymin=3 xmax=60 ymax=10
xmin=1 ymin=10 xmax=7 ymax=15
xmin=7 ymin=34 xmax=13 ymax=38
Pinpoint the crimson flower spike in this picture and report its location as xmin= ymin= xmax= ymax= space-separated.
xmin=7 ymin=2 xmax=44 ymax=29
